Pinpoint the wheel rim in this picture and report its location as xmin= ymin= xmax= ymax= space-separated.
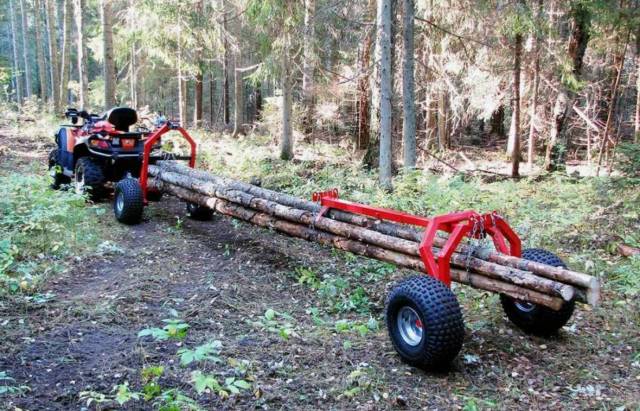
xmin=514 ymin=301 xmax=536 ymax=312
xmin=397 ymin=306 xmax=423 ymax=346
xmin=115 ymin=192 xmax=124 ymax=214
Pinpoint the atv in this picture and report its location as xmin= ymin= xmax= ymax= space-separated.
xmin=49 ymin=107 xmax=207 ymax=224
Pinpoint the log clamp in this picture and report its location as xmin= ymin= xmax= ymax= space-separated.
xmin=312 ymin=189 xmax=521 ymax=286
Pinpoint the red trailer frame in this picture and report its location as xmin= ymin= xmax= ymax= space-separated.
xmin=312 ymin=189 xmax=521 ymax=286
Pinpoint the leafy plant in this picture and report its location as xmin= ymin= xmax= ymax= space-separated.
xmin=138 ymin=319 xmax=190 ymax=341
xmin=0 ymin=371 xmax=29 ymax=396
xmin=296 ymin=266 xmax=320 ymax=289
xmin=247 ymin=309 xmax=297 ymax=340
xmin=178 ymin=341 xmax=223 ymax=366
xmin=190 ymin=371 xmax=251 ymax=398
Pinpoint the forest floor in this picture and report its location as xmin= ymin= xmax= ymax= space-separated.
xmin=0 ymin=118 xmax=639 ymax=410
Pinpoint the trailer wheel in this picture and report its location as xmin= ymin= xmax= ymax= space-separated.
xmin=500 ymin=248 xmax=575 ymax=336
xmin=386 ymin=276 xmax=465 ymax=370
xmin=114 ymin=178 xmax=144 ymax=225
xmin=186 ymin=202 xmax=213 ymax=221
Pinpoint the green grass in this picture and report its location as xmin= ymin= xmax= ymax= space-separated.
xmin=0 ymin=174 xmax=107 ymax=294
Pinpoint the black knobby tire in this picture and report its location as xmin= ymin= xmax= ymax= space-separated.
xmin=186 ymin=202 xmax=213 ymax=221
xmin=500 ymin=248 xmax=576 ymax=336
xmin=386 ymin=276 xmax=465 ymax=369
xmin=48 ymin=149 xmax=70 ymax=189
xmin=114 ymin=178 xmax=144 ymax=225
xmin=74 ymin=157 xmax=105 ymax=199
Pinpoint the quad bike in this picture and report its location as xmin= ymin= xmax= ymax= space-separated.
xmin=49 ymin=107 xmax=210 ymax=224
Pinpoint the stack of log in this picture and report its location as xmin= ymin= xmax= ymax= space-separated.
xmin=148 ymin=162 xmax=600 ymax=310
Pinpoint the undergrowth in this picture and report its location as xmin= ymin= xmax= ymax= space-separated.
xmin=0 ymin=174 xmax=106 ymax=294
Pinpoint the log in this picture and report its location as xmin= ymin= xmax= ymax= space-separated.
xmin=149 ymin=178 xmax=565 ymax=311
xmin=156 ymin=161 xmax=600 ymax=304
xmin=149 ymin=167 xmax=577 ymax=302
xmin=617 ymin=243 xmax=640 ymax=257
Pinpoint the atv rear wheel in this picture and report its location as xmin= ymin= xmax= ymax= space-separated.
xmin=114 ymin=178 xmax=144 ymax=225
xmin=186 ymin=202 xmax=213 ymax=221
xmin=74 ymin=157 xmax=104 ymax=199
xmin=500 ymin=248 xmax=576 ymax=336
xmin=48 ymin=149 xmax=70 ymax=189
xmin=386 ymin=276 xmax=465 ymax=370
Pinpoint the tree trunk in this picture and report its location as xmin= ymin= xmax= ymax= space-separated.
xmin=635 ymin=28 xmax=639 ymax=143
xmin=301 ymin=0 xmax=316 ymax=141
xmin=34 ymin=0 xmax=48 ymax=100
xmin=401 ymin=0 xmax=416 ymax=170
xmin=437 ymin=90 xmax=448 ymax=150
xmin=363 ymin=0 xmax=379 ymax=166
xmin=544 ymin=2 xmax=591 ymax=171
xmin=194 ymin=70 xmax=203 ymax=127
xmin=510 ymin=30 xmax=522 ymax=178
xmin=232 ymin=53 xmax=244 ymax=136
xmin=74 ymin=0 xmax=88 ymax=108
xmin=280 ymin=38 xmax=294 ymax=160
xmin=527 ymin=0 xmax=543 ymax=169
xmin=101 ymin=0 xmax=116 ymax=109
xmin=177 ymin=42 xmax=187 ymax=126
xmin=9 ymin=0 xmax=24 ymax=103
xmin=19 ymin=0 xmax=32 ymax=98
xmin=596 ymin=33 xmax=629 ymax=175
xmin=222 ymin=0 xmax=230 ymax=126
xmin=377 ymin=0 xmax=393 ymax=191
xmin=490 ymin=105 xmax=505 ymax=137
xmin=356 ymin=22 xmax=374 ymax=151
xmin=46 ymin=0 xmax=60 ymax=112
xmin=59 ymin=0 xmax=73 ymax=108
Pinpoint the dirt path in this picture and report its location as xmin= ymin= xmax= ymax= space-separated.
xmin=0 ymin=127 xmax=638 ymax=410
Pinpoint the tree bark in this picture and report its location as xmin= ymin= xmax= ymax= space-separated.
xmin=9 ymin=0 xmax=24 ymax=103
xmin=232 ymin=53 xmax=243 ymax=136
xmin=280 ymin=36 xmax=294 ymax=160
xmin=46 ymin=0 xmax=60 ymax=112
xmin=527 ymin=0 xmax=543 ymax=169
xmin=377 ymin=0 xmax=393 ymax=190
xmin=635 ymin=27 xmax=639 ymax=143
xmin=301 ymin=0 xmax=316 ymax=141
xmin=221 ymin=0 xmax=230 ymax=125
xmin=177 ymin=44 xmax=187 ymax=126
xmin=363 ymin=0 xmax=380 ymax=168
xmin=74 ymin=0 xmax=88 ymax=108
xmin=34 ymin=0 xmax=48 ymax=100
xmin=544 ymin=2 xmax=591 ymax=171
xmin=101 ymin=0 xmax=116 ymax=109
xmin=194 ymin=71 xmax=203 ymax=127
xmin=59 ymin=0 xmax=73 ymax=108
xmin=437 ymin=90 xmax=448 ymax=150
xmin=401 ymin=0 xmax=416 ymax=170
xmin=510 ymin=29 xmax=523 ymax=178
xmin=19 ymin=0 xmax=32 ymax=98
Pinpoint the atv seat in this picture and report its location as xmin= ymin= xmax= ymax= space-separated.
xmin=105 ymin=107 xmax=138 ymax=132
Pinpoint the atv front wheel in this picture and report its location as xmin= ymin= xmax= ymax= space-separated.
xmin=500 ymin=248 xmax=576 ymax=336
xmin=114 ymin=178 xmax=144 ymax=225
xmin=386 ymin=276 xmax=465 ymax=370
xmin=74 ymin=157 xmax=104 ymax=199
xmin=186 ymin=202 xmax=213 ymax=221
xmin=48 ymin=149 xmax=70 ymax=189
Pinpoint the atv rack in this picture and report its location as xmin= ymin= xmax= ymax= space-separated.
xmin=312 ymin=190 xmax=522 ymax=286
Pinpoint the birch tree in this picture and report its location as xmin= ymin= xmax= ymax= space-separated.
xmin=301 ymin=0 xmax=316 ymax=141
